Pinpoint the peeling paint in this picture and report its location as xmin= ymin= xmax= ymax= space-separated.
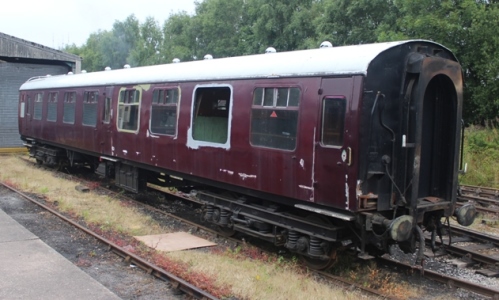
xmin=309 ymin=127 xmax=317 ymax=201
xmin=345 ymin=175 xmax=349 ymax=210
xmin=220 ymin=169 xmax=234 ymax=175
xmin=299 ymin=185 xmax=314 ymax=191
xmin=136 ymin=152 xmax=140 ymax=155
xmin=122 ymin=150 xmax=128 ymax=155
xmin=147 ymin=129 xmax=159 ymax=139
xmin=356 ymin=180 xmax=362 ymax=199
xmin=238 ymin=173 xmax=256 ymax=180
xmin=300 ymin=159 xmax=305 ymax=169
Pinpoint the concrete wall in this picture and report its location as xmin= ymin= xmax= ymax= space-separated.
xmin=0 ymin=62 xmax=68 ymax=147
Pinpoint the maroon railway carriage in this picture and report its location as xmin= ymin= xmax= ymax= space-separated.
xmin=18 ymin=40 xmax=476 ymax=269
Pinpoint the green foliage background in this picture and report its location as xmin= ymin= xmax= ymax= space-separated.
xmin=63 ymin=0 xmax=499 ymax=125
xmin=461 ymin=125 xmax=499 ymax=188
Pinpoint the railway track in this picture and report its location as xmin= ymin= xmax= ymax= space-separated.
xmin=0 ymin=182 xmax=218 ymax=300
xmin=9 ymin=157 xmax=390 ymax=299
xmin=458 ymin=184 xmax=499 ymax=215
xmin=8 ymin=157 xmax=499 ymax=299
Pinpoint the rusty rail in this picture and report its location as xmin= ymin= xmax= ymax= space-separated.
xmin=379 ymin=255 xmax=499 ymax=299
xmin=0 ymin=182 xmax=218 ymax=300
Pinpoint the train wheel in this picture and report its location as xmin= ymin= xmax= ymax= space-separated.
xmin=300 ymin=214 xmax=338 ymax=270
xmin=216 ymin=225 xmax=236 ymax=237
xmin=300 ymin=249 xmax=337 ymax=270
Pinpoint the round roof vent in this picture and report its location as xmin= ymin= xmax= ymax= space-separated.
xmin=320 ymin=41 xmax=333 ymax=48
xmin=104 ymin=66 xmax=111 ymax=71
xmin=67 ymin=72 xmax=74 ymax=75
xmin=124 ymin=64 xmax=131 ymax=69
xmin=265 ymin=47 xmax=276 ymax=54
xmin=172 ymin=58 xmax=180 ymax=63
xmin=204 ymin=54 xmax=213 ymax=60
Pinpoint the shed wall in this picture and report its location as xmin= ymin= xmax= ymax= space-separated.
xmin=0 ymin=61 xmax=68 ymax=147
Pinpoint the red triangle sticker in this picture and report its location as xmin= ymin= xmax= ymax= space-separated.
xmin=270 ymin=111 xmax=277 ymax=118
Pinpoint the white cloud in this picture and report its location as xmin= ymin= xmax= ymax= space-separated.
xmin=0 ymin=0 xmax=196 ymax=48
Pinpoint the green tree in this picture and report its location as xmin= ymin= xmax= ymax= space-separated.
xmin=378 ymin=0 xmax=499 ymax=124
xmin=129 ymin=17 xmax=164 ymax=66
xmin=161 ymin=12 xmax=197 ymax=62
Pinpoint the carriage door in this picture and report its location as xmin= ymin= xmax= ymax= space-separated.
xmin=314 ymin=77 xmax=356 ymax=210
xmin=19 ymin=92 xmax=33 ymax=137
xmin=99 ymin=86 xmax=114 ymax=155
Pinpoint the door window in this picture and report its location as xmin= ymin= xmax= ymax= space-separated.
xmin=321 ymin=97 xmax=346 ymax=147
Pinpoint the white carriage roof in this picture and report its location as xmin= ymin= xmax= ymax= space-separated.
xmin=20 ymin=40 xmax=447 ymax=90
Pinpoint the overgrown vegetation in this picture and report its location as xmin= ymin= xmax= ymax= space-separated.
xmin=460 ymin=124 xmax=499 ymax=188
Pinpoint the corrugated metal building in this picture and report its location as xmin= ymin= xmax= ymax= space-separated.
xmin=0 ymin=32 xmax=81 ymax=150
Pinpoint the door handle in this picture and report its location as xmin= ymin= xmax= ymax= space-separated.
xmin=347 ymin=147 xmax=352 ymax=166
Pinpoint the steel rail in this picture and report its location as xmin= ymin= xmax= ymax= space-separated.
xmin=0 ymin=182 xmax=218 ymax=300
xmin=449 ymin=225 xmax=499 ymax=247
xmin=460 ymin=185 xmax=499 ymax=199
xmin=379 ymin=255 xmax=499 ymax=299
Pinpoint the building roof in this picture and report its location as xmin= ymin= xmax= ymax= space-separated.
xmin=0 ymin=32 xmax=81 ymax=63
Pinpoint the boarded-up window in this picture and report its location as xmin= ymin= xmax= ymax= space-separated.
xmin=33 ymin=93 xmax=43 ymax=120
xmin=118 ymin=89 xmax=141 ymax=131
xmin=83 ymin=91 xmax=99 ymax=127
xmin=150 ymin=88 xmax=179 ymax=135
xmin=251 ymin=87 xmax=300 ymax=150
xmin=63 ymin=92 xmax=76 ymax=124
xmin=47 ymin=92 xmax=58 ymax=122
xmin=192 ymin=87 xmax=231 ymax=144
xmin=321 ymin=97 xmax=346 ymax=146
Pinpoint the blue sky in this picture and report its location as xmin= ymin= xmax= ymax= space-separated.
xmin=0 ymin=0 xmax=196 ymax=49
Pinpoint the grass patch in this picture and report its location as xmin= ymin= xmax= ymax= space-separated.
xmin=460 ymin=124 xmax=499 ymax=188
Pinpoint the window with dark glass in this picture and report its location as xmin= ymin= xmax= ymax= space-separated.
xmin=250 ymin=87 xmax=300 ymax=150
xmin=150 ymin=88 xmax=179 ymax=135
xmin=47 ymin=92 xmax=58 ymax=122
xmin=321 ymin=97 xmax=346 ymax=146
xmin=118 ymin=89 xmax=141 ymax=131
xmin=83 ymin=91 xmax=99 ymax=127
xmin=192 ymin=87 xmax=231 ymax=143
xmin=33 ymin=93 xmax=43 ymax=120
xmin=63 ymin=92 xmax=76 ymax=124
xmin=103 ymin=97 xmax=111 ymax=124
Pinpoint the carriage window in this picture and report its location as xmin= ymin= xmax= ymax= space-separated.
xmin=192 ymin=86 xmax=231 ymax=143
xmin=321 ymin=97 xmax=346 ymax=146
xmin=83 ymin=91 xmax=99 ymax=127
xmin=63 ymin=92 xmax=76 ymax=124
xmin=20 ymin=94 xmax=29 ymax=118
xmin=151 ymin=88 xmax=179 ymax=135
xmin=33 ymin=93 xmax=43 ymax=120
xmin=118 ymin=89 xmax=141 ymax=131
xmin=103 ymin=97 xmax=111 ymax=124
xmin=250 ymin=87 xmax=300 ymax=150
xmin=47 ymin=92 xmax=58 ymax=122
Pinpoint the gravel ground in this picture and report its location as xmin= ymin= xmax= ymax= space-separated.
xmin=0 ymin=185 xmax=184 ymax=300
